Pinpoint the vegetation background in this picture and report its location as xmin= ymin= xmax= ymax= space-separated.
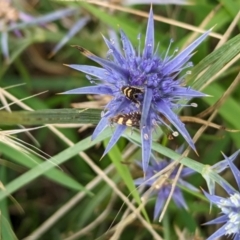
xmin=0 ymin=0 xmax=240 ymax=239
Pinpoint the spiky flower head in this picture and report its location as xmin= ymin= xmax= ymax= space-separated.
xmin=134 ymin=146 xmax=197 ymax=220
xmin=203 ymin=150 xmax=240 ymax=196
xmin=62 ymin=8 xmax=210 ymax=173
xmin=203 ymin=150 xmax=240 ymax=240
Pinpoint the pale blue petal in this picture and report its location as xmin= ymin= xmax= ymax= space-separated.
xmin=225 ymin=152 xmax=240 ymax=190
xmin=143 ymin=7 xmax=154 ymax=59
xmin=221 ymin=181 xmax=237 ymax=196
xmin=156 ymin=100 xmax=196 ymax=152
xmin=175 ymin=145 xmax=185 ymax=154
xmin=174 ymin=88 xmax=207 ymax=97
xmin=226 ymin=149 xmax=240 ymax=163
xmin=212 ymin=150 xmax=240 ymax=173
xmin=234 ymin=234 xmax=240 ymax=240
xmin=173 ymin=188 xmax=188 ymax=209
xmin=124 ymin=0 xmax=192 ymax=5
xmin=141 ymin=87 xmax=153 ymax=127
xmin=141 ymin=117 xmax=152 ymax=174
xmin=135 ymin=177 xmax=154 ymax=186
xmin=50 ymin=16 xmax=90 ymax=57
xmin=102 ymin=35 xmax=125 ymax=65
xmin=164 ymin=30 xmax=211 ymax=74
xmin=19 ymin=12 xmax=35 ymax=22
xmin=9 ymin=8 xmax=77 ymax=31
xmin=163 ymin=54 xmax=193 ymax=76
xmin=206 ymin=224 xmax=227 ymax=240
xmin=120 ymin=30 xmax=136 ymax=59
xmin=108 ymin=28 xmax=121 ymax=53
xmin=76 ymin=48 xmax=129 ymax=80
xmin=203 ymin=190 xmax=226 ymax=205
xmin=61 ymin=85 xmax=113 ymax=95
xmin=92 ymin=117 xmax=109 ymax=140
xmin=204 ymin=215 xmax=228 ymax=225
xmin=1 ymin=31 xmax=9 ymax=61
xmin=66 ymin=65 xmax=109 ymax=80
xmin=134 ymin=178 xmax=145 ymax=185
xmin=179 ymin=179 xmax=198 ymax=192
xmin=154 ymin=192 xmax=165 ymax=219
xmin=181 ymin=168 xmax=195 ymax=177
xmin=102 ymin=125 xmax=127 ymax=157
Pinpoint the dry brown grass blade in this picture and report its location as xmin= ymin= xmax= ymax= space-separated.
xmin=193 ymin=112 xmax=218 ymax=153
xmin=158 ymin=161 xmax=184 ymax=222
xmin=84 ymin=0 xmax=222 ymax=39
xmin=22 ymin=164 xmax=115 ymax=240
xmin=197 ymin=11 xmax=240 ymax=90
xmin=200 ymin=51 xmax=240 ymax=91
xmin=0 ymin=181 xmax=24 ymax=215
xmin=0 ymin=88 xmax=57 ymax=161
xmin=180 ymin=116 xmax=240 ymax=132
xmin=215 ymin=11 xmax=240 ymax=50
xmin=27 ymin=46 xmax=70 ymax=75
xmin=181 ymin=4 xmax=222 ymax=50
xmin=64 ymin=194 xmax=117 ymax=240
xmin=174 ymin=226 xmax=203 ymax=240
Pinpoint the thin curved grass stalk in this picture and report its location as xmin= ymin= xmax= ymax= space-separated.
xmin=81 ymin=1 xmax=222 ymax=38
xmin=23 ymin=143 xmax=138 ymax=239
xmin=0 ymin=182 xmax=24 ymax=214
xmin=197 ymin=71 xmax=240 ymax=118
xmin=180 ymin=116 xmax=240 ymax=132
xmin=0 ymin=127 xmax=63 ymax=170
xmin=64 ymin=194 xmax=117 ymax=240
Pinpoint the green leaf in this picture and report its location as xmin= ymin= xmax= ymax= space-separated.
xmin=189 ymin=33 xmax=240 ymax=89
xmin=204 ymin=82 xmax=240 ymax=146
xmin=80 ymin=2 xmax=140 ymax=45
xmin=0 ymin=128 xmax=112 ymax=201
xmin=219 ymin=0 xmax=240 ymax=18
xmin=0 ymin=38 xmax=32 ymax=79
xmin=0 ymin=141 xmax=90 ymax=193
xmin=104 ymin=139 xmax=149 ymax=221
xmin=0 ymin=108 xmax=101 ymax=125
xmin=0 ymin=167 xmax=17 ymax=240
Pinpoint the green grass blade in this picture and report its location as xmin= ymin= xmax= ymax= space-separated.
xmin=0 ymin=141 xmax=90 ymax=193
xmin=189 ymin=33 xmax=240 ymax=89
xmin=0 ymin=108 xmax=101 ymax=125
xmin=104 ymin=139 xmax=149 ymax=221
xmin=0 ymin=128 xmax=112 ymax=201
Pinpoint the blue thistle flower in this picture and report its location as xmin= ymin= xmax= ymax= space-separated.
xmin=203 ymin=150 xmax=240 ymax=196
xmin=0 ymin=0 xmax=76 ymax=62
xmin=62 ymin=7 xmax=210 ymax=173
xmin=134 ymin=146 xmax=197 ymax=220
xmin=203 ymin=150 xmax=240 ymax=240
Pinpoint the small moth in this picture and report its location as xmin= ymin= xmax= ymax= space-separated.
xmin=109 ymin=111 xmax=141 ymax=128
xmin=121 ymin=86 xmax=144 ymax=105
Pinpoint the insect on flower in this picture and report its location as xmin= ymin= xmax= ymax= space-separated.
xmin=61 ymin=7 xmax=211 ymax=173
xmin=121 ymin=86 xmax=144 ymax=106
xmin=109 ymin=111 xmax=141 ymax=128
